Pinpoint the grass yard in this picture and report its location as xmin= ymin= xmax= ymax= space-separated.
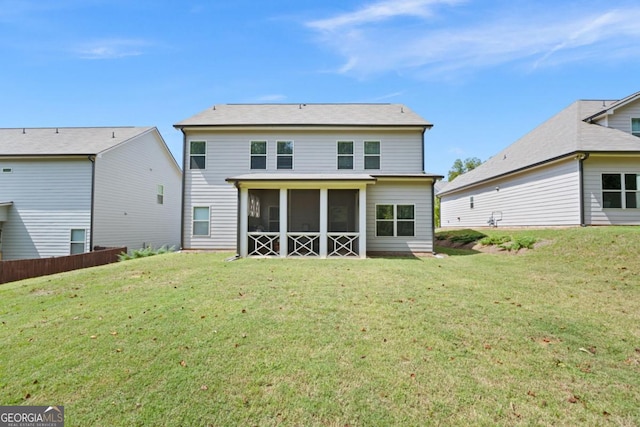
xmin=1 ymin=227 xmax=639 ymax=426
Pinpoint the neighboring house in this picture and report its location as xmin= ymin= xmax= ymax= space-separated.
xmin=174 ymin=103 xmax=442 ymax=258
xmin=438 ymin=91 xmax=640 ymax=228
xmin=0 ymin=127 xmax=182 ymax=260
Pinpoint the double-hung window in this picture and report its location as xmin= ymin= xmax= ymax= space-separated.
xmin=375 ymin=204 xmax=415 ymax=237
xmin=70 ymin=229 xmax=86 ymax=254
xmin=337 ymin=141 xmax=354 ymax=169
xmin=193 ymin=206 xmax=210 ymax=236
xmin=277 ymin=141 xmax=293 ymax=169
xmin=602 ymin=173 xmax=640 ymax=208
xmin=190 ymin=141 xmax=206 ymax=169
xmin=632 ymin=118 xmax=640 ymax=137
xmin=364 ymin=141 xmax=380 ymax=169
xmin=251 ymin=141 xmax=267 ymax=169
xmin=157 ymin=185 xmax=164 ymax=204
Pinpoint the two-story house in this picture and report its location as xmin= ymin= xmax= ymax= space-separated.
xmin=0 ymin=127 xmax=182 ymax=260
xmin=175 ymin=104 xmax=441 ymax=258
xmin=438 ymin=90 xmax=640 ymax=227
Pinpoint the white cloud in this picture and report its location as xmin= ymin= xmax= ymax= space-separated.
xmin=74 ymin=39 xmax=149 ymax=59
xmin=307 ymin=0 xmax=465 ymax=31
xmin=306 ymin=2 xmax=640 ymax=79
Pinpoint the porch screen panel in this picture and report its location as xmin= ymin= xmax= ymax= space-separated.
xmin=288 ymin=190 xmax=319 ymax=232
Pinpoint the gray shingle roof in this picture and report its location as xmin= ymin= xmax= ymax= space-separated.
xmin=175 ymin=104 xmax=432 ymax=128
xmin=0 ymin=127 xmax=154 ymax=156
xmin=439 ymin=99 xmax=640 ymax=195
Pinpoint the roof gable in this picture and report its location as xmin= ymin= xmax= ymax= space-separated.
xmin=0 ymin=127 xmax=154 ymax=156
xmin=440 ymin=96 xmax=640 ymax=194
xmin=174 ymin=103 xmax=431 ymax=128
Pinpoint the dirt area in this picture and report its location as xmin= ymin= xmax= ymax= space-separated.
xmin=435 ymin=238 xmax=552 ymax=255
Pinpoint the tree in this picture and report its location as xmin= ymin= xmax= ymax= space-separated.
xmin=448 ymin=157 xmax=482 ymax=181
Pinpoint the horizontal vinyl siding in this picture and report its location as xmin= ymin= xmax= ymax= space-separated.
xmin=0 ymin=159 xmax=92 ymax=260
xmin=605 ymin=103 xmax=640 ymax=134
xmin=367 ymin=181 xmax=434 ymax=253
xmin=584 ymin=156 xmax=640 ymax=225
xmin=185 ymin=129 xmax=425 ymax=177
xmin=183 ymin=128 xmax=425 ymax=250
xmin=440 ymin=160 xmax=581 ymax=228
xmin=183 ymin=174 xmax=237 ymax=250
xmin=93 ymin=130 xmax=182 ymax=251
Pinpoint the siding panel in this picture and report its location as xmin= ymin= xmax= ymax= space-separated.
xmin=93 ymin=130 xmax=182 ymax=251
xmin=0 ymin=159 xmax=92 ymax=260
xmin=440 ymin=160 xmax=581 ymax=228
xmin=584 ymin=156 xmax=640 ymax=225
xmin=183 ymin=128 xmax=426 ymax=250
xmin=367 ymin=181 xmax=434 ymax=253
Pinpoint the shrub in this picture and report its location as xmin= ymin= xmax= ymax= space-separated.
xmin=118 ymin=245 xmax=176 ymax=261
xmin=479 ymin=235 xmax=511 ymax=246
xmin=435 ymin=229 xmax=487 ymax=244
xmin=500 ymin=236 xmax=538 ymax=251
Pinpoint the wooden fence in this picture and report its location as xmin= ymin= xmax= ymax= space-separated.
xmin=0 ymin=247 xmax=126 ymax=285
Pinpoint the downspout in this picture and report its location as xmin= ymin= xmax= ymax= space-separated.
xmin=235 ymin=181 xmax=241 ymax=257
xmin=578 ymin=153 xmax=590 ymax=226
xmin=180 ymin=129 xmax=187 ymax=250
xmin=88 ymin=155 xmax=96 ymax=251
xmin=430 ymin=180 xmax=436 ymax=254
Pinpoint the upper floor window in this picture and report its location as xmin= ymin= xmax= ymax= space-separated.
xmin=632 ymin=118 xmax=640 ymax=137
xmin=277 ymin=141 xmax=293 ymax=169
xmin=375 ymin=204 xmax=415 ymax=237
xmin=251 ymin=141 xmax=267 ymax=169
xmin=70 ymin=229 xmax=86 ymax=255
xmin=337 ymin=141 xmax=354 ymax=170
xmin=602 ymin=173 xmax=640 ymax=208
xmin=157 ymin=185 xmax=164 ymax=204
xmin=364 ymin=141 xmax=380 ymax=169
xmin=190 ymin=141 xmax=206 ymax=169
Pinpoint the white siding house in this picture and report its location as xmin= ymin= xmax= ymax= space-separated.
xmin=0 ymin=127 xmax=182 ymax=260
xmin=175 ymin=104 xmax=441 ymax=258
xmin=438 ymin=91 xmax=640 ymax=228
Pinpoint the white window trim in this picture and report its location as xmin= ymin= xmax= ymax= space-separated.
xmin=250 ymin=141 xmax=268 ymax=170
xmin=192 ymin=206 xmax=211 ymax=236
xmin=602 ymin=172 xmax=640 ymax=209
xmin=70 ymin=229 xmax=87 ymax=254
xmin=276 ymin=140 xmax=294 ymax=170
xmin=189 ymin=140 xmax=207 ymax=170
xmin=364 ymin=141 xmax=381 ymax=170
xmin=337 ymin=140 xmax=354 ymax=170
xmin=631 ymin=118 xmax=640 ymax=137
xmin=375 ymin=203 xmax=416 ymax=237
xmin=157 ymin=185 xmax=164 ymax=205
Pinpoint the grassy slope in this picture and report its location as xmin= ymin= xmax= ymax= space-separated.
xmin=1 ymin=227 xmax=639 ymax=426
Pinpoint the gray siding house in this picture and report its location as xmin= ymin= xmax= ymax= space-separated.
xmin=0 ymin=127 xmax=182 ymax=260
xmin=175 ymin=104 xmax=442 ymax=258
xmin=438 ymin=91 xmax=640 ymax=227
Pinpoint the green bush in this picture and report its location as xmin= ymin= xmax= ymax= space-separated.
xmin=118 ymin=245 xmax=176 ymax=261
xmin=435 ymin=229 xmax=487 ymax=244
xmin=500 ymin=236 xmax=538 ymax=251
xmin=479 ymin=235 xmax=511 ymax=246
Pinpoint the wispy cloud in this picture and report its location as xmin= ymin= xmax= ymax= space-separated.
xmin=74 ymin=39 xmax=150 ymax=59
xmin=306 ymin=1 xmax=640 ymax=79
xmin=307 ymin=0 xmax=464 ymax=31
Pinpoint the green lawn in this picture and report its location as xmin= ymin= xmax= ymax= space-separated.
xmin=1 ymin=227 xmax=639 ymax=426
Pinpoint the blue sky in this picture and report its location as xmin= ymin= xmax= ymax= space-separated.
xmin=2 ymin=0 xmax=640 ymax=178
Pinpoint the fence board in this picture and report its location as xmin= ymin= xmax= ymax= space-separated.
xmin=0 ymin=247 xmax=126 ymax=284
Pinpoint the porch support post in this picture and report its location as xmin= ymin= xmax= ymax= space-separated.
xmin=239 ymin=187 xmax=249 ymax=257
xmin=319 ymin=188 xmax=328 ymax=258
xmin=279 ymin=188 xmax=288 ymax=257
xmin=358 ymin=185 xmax=367 ymax=258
